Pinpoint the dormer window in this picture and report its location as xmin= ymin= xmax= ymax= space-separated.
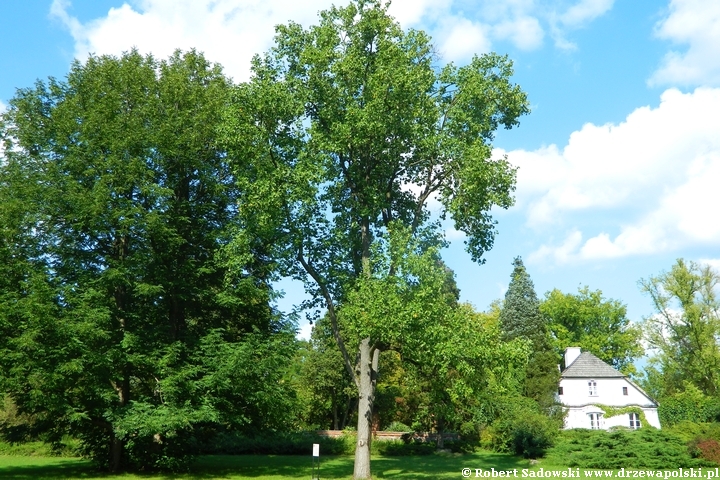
xmin=588 ymin=380 xmax=597 ymax=396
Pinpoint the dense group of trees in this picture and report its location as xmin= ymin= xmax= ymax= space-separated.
xmin=0 ymin=49 xmax=298 ymax=471
xmin=1 ymin=0 xmax=719 ymax=477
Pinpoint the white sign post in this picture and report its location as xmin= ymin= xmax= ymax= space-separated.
xmin=312 ymin=443 xmax=320 ymax=479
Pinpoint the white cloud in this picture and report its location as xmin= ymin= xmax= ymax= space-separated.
xmin=387 ymin=0 xmax=451 ymax=27
xmin=296 ymin=321 xmax=313 ymax=341
xmin=0 ymin=100 xmax=6 ymax=113
xmin=50 ymin=0 xmax=614 ymax=80
xmin=437 ymin=17 xmax=492 ymax=62
xmin=699 ymin=258 xmax=720 ymax=271
xmin=558 ymin=0 xmax=614 ymax=28
xmin=444 ymin=227 xmax=467 ymax=241
xmin=510 ymin=87 xmax=720 ymax=264
xmin=492 ymin=16 xmax=544 ymax=51
xmin=650 ymin=0 xmax=720 ymax=87
xmin=50 ymin=0 xmax=337 ymax=82
xmin=549 ymin=0 xmax=615 ymax=50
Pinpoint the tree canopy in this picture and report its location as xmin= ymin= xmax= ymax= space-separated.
xmin=542 ymin=287 xmax=643 ymax=375
xmin=226 ymin=1 xmax=529 ymax=476
xmin=0 ymin=49 xmax=296 ymax=471
xmin=640 ymin=259 xmax=720 ymax=398
xmin=499 ymin=257 xmax=559 ymax=410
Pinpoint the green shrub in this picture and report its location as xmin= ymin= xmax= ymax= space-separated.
xmin=480 ymin=397 xmax=560 ymax=458
xmin=202 ymin=431 xmax=354 ymax=456
xmin=545 ymin=428 xmax=711 ymax=469
xmin=385 ymin=421 xmax=412 ymax=432
xmin=375 ymin=439 xmax=435 ymax=456
xmin=510 ymin=413 xmax=557 ymax=458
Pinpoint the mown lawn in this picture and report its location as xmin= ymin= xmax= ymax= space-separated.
xmin=0 ymin=451 xmax=531 ymax=479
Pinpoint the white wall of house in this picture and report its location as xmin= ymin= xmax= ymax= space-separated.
xmin=559 ymin=377 xmax=661 ymax=429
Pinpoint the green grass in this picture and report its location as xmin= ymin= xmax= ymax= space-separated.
xmin=0 ymin=451 xmax=530 ymax=479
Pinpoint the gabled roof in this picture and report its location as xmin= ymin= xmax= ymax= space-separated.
xmin=561 ymin=351 xmax=625 ymax=378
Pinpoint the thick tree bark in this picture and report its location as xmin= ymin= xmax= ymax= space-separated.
xmin=354 ymin=338 xmax=379 ymax=479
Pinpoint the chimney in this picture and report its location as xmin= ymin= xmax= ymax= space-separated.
xmin=564 ymin=347 xmax=581 ymax=369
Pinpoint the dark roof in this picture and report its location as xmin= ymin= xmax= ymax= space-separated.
xmin=562 ymin=351 xmax=625 ymax=378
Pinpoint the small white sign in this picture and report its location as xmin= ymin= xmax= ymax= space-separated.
xmin=312 ymin=443 xmax=320 ymax=457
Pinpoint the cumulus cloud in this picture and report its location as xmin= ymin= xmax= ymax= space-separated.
xmin=507 ymin=87 xmax=720 ymax=264
xmin=436 ymin=17 xmax=492 ymax=62
xmin=50 ymin=0 xmax=612 ymax=80
xmin=50 ymin=0 xmax=338 ymax=81
xmin=650 ymin=0 xmax=720 ymax=87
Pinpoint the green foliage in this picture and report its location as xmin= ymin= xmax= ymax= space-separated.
xmin=376 ymin=439 xmax=436 ymax=456
xmin=385 ymin=421 xmax=413 ymax=432
xmin=292 ymin=320 xmax=357 ymax=430
xmin=499 ymin=257 xmax=559 ymax=410
xmin=659 ymin=384 xmax=720 ymax=426
xmin=0 ymin=49 xmax=296 ymax=472
xmin=545 ymin=429 xmax=709 ymax=469
xmin=235 ymin=2 xmax=529 ymax=475
xmin=480 ymin=396 xmax=561 ymax=459
xmin=640 ymin=259 xmax=720 ymax=397
xmin=500 ymin=257 xmax=545 ymax=342
xmin=0 ymin=438 xmax=80 ymax=457
xmin=588 ymin=404 xmax=651 ymax=428
xmin=200 ymin=431 xmax=355 ymax=456
xmin=542 ymin=287 xmax=643 ymax=375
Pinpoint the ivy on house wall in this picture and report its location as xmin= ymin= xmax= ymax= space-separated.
xmin=591 ymin=404 xmax=653 ymax=428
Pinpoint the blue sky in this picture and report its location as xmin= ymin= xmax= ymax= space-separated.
xmin=2 ymin=0 xmax=719 ymax=340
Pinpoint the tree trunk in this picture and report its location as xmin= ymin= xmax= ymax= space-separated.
xmin=436 ymin=416 xmax=445 ymax=450
xmin=353 ymin=338 xmax=379 ymax=479
xmin=333 ymin=398 xmax=339 ymax=431
xmin=110 ymin=434 xmax=123 ymax=472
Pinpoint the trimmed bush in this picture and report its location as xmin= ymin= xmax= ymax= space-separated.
xmin=545 ymin=428 xmax=711 ymax=469
xmin=201 ymin=431 xmax=355 ymax=456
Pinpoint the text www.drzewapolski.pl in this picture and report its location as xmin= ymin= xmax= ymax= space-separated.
xmin=461 ymin=468 xmax=720 ymax=479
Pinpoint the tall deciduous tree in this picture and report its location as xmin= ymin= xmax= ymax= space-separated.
xmin=0 ymin=50 xmax=295 ymax=471
xmin=499 ymin=257 xmax=559 ymax=410
xmin=541 ymin=287 xmax=643 ymax=375
xmin=640 ymin=259 xmax=720 ymax=397
xmin=227 ymin=1 xmax=529 ymax=476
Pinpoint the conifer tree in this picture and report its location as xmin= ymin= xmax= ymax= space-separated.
xmin=499 ymin=257 xmax=559 ymax=410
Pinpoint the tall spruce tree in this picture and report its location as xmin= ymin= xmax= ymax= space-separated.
xmin=499 ymin=257 xmax=559 ymax=410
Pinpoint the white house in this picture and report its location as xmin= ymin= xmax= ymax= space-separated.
xmin=558 ymin=347 xmax=661 ymax=430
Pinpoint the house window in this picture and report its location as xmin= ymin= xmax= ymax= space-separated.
xmin=589 ymin=413 xmax=603 ymax=429
xmin=588 ymin=380 xmax=597 ymax=396
xmin=622 ymin=386 xmax=628 ymax=395
xmin=558 ymin=386 xmax=564 ymax=395
xmin=629 ymin=413 xmax=641 ymax=429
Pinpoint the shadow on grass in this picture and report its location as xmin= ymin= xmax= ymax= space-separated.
xmin=0 ymin=455 xmax=353 ymax=479
xmin=0 ymin=452 xmax=530 ymax=479
xmin=371 ymin=452 xmax=529 ymax=479
xmin=0 ymin=457 xmax=100 ymax=480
